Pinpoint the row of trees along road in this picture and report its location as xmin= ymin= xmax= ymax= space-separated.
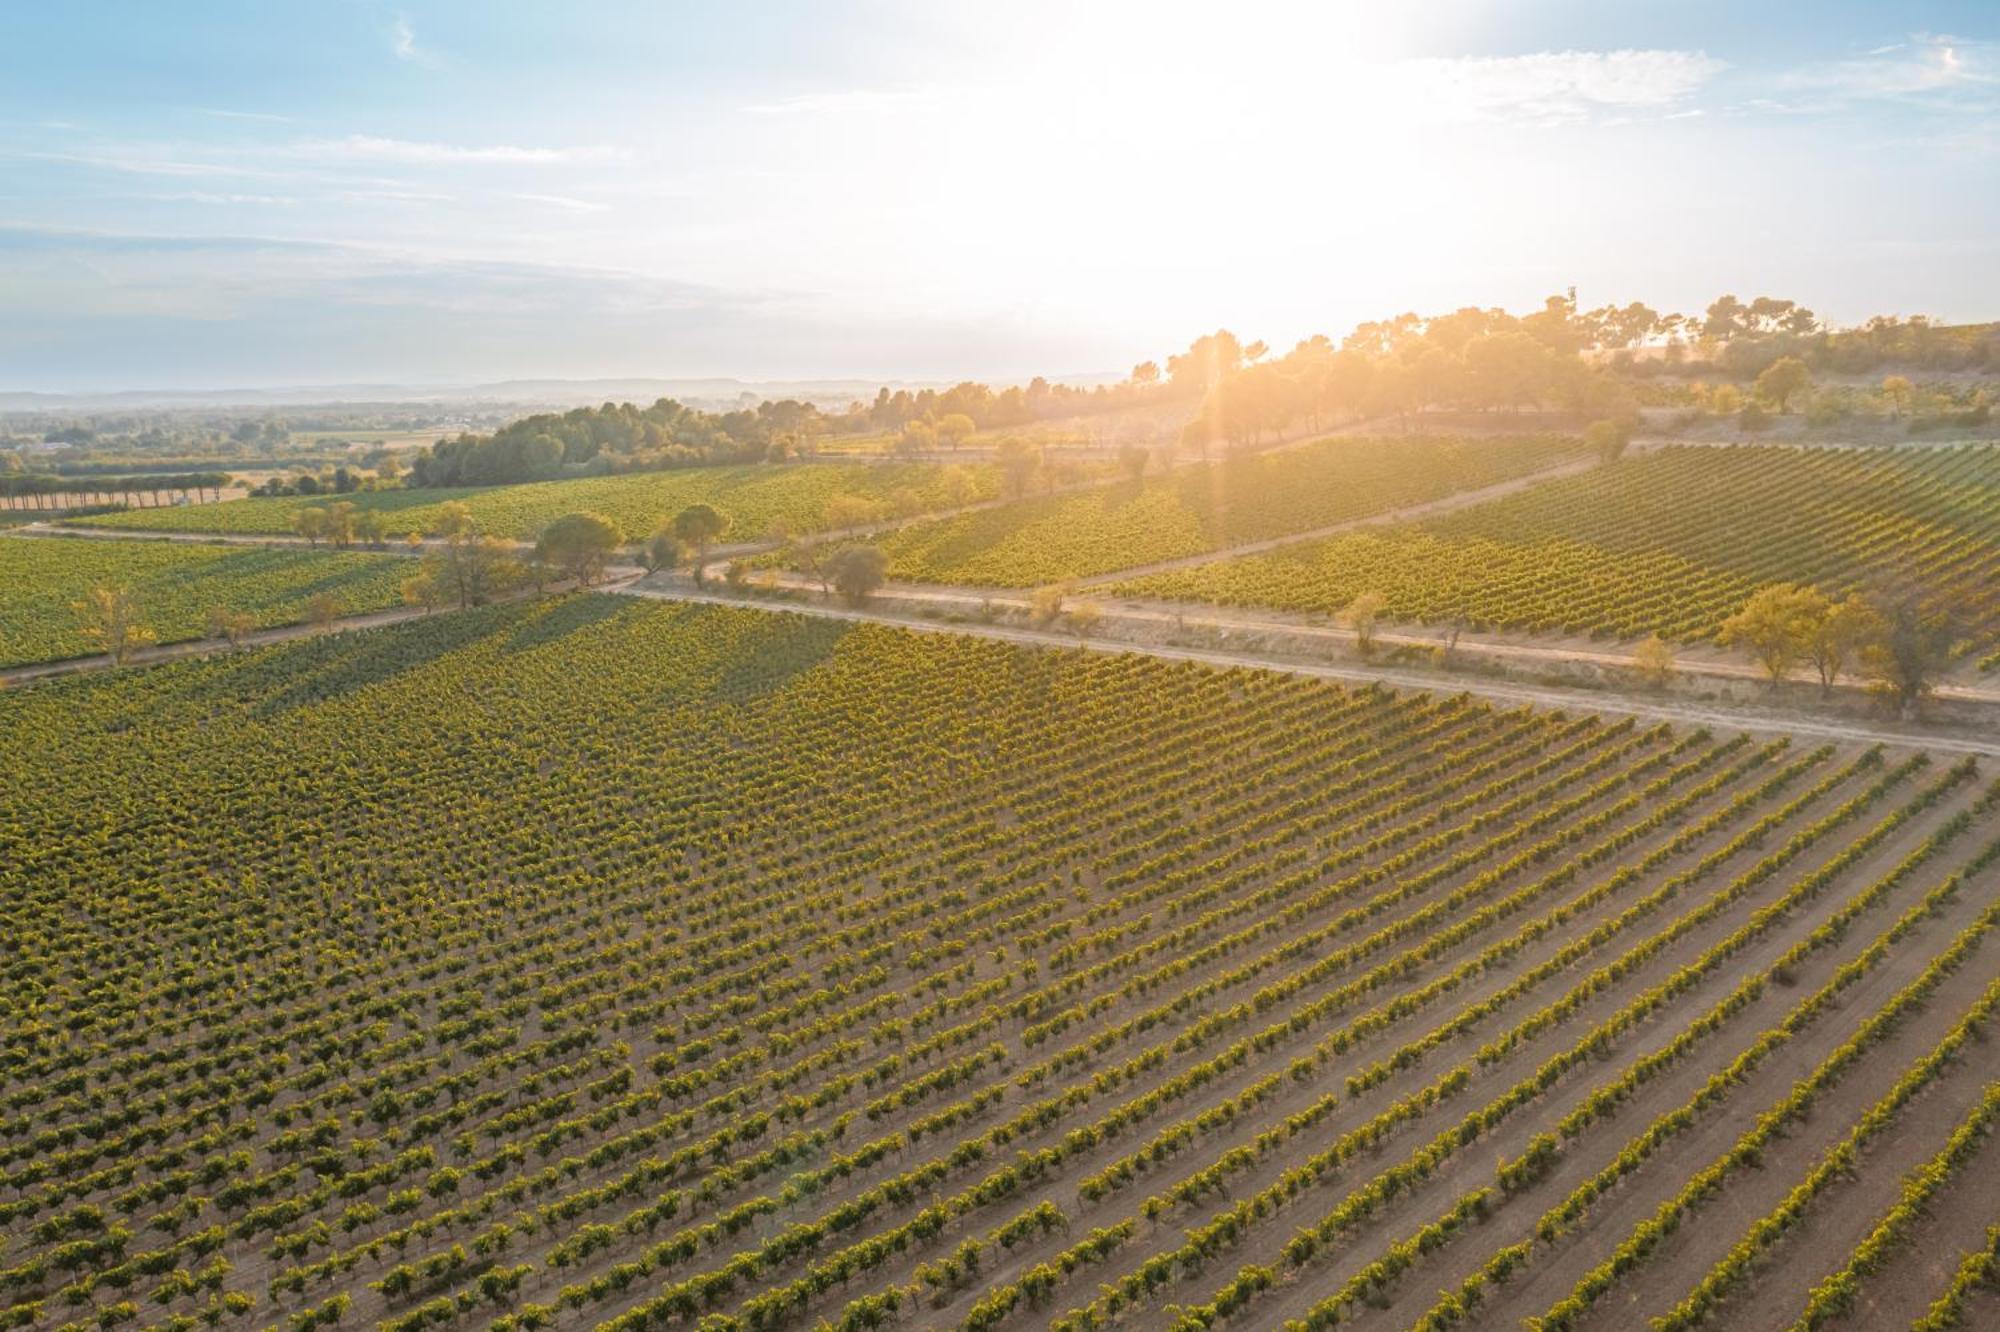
xmin=1719 ymin=583 xmax=1962 ymax=713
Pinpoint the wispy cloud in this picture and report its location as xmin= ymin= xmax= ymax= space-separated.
xmin=508 ymin=192 xmax=611 ymax=213
xmin=192 ymin=107 xmax=294 ymax=124
xmin=1399 ymin=49 xmax=1727 ymax=125
xmin=388 ymin=13 xmax=436 ymax=66
xmin=745 ymin=88 xmax=933 ymax=117
xmin=1775 ymin=35 xmax=1995 ymax=107
xmin=13 ymin=148 xmax=279 ymax=179
xmin=336 ymin=187 xmax=460 ymax=204
xmin=16 ymin=134 xmax=630 ymax=183
xmin=150 ymin=191 xmax=299 ymax=206
xmin=293 ymin=135 xmax=627 ymax=165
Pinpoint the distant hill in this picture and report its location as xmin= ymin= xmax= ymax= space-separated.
xmin=0 ymin=379 xmax=918 ymax=414
xmin=0 ymin=372 xmax=1124 ymax=415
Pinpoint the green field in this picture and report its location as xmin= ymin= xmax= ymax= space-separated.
xmin=855 ymin=433 xmax=1584 ymax=586
xmin=71 ymin=460 xmax=997 ymax=542
xmin=0 ymin=536 xmax=411 ymax=666
xmin=1110 ymin=443 xmax=2000 ymax=652
xmin=4 ymin=598 xmax=1996 ymax=1331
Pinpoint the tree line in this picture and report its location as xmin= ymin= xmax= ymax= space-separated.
xmin=0 ymin=472 xmax=232 ymax=511
xmin=356 ymin=292 xmax=2000 ymax=492
xmin=1718 ymin=583 xmax=1963 ymax=714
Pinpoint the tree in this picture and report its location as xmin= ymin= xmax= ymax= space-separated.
xmin=1117 ymin=444 xmax=1150 ymax=486
xmin=1718 ymin=585 xmax=1817 ymax=684
xmin=1861 ymin=588 xmax=1957 ymax=716
xmin=824 ymin=494 xmax=885 ymax=531
xmin=940 ymin=465 xmax=977 ymax=508
xmin=1583 ymin=418 xmax=1630 ymax=465
xmin=534 ymin=512 xmax=625 ymax=586
xmin=401 ymin=570 xmax=442 ymax=615
xmin=522 ymin=550 xmax=551 ymax=595
xmin=1802 ymin=590 xmax=1879 ymax=693
xmin=431 ymin=501 xmax=476 ymax=541
xmin=427 ymin=536 xmax=520 ymax=610
xmin=672 ymin=505 xmax=730 ymax=584
xmin=827 ymin=545 xmax=888 ymax=606
xmin=638 ymin=526 xmax=683 ymax=573
xmin=996 ymin=439 xmax=1041 ymax=499
xmin=1633 ymin=634 xmax=1677 ymax=689
xmin=1341 ymin=591 xmax=1386 ymax=655
xmin=353 ymin=510 xmax=387 ymax=548
xmin=74 ymin=585 xmax=155 ymax=666
xmin=420 ymin=501 xmax=516 ymax=608
xmin=1755 ymin=356 xmax=1811 ymax=413
xmin=204 ymin=605 xmax=256 ymax=650
xmin=1030 ymin=584 xmax=1067 ymax=627
xmin=304 ymin=593 xmax=343 ymax=632
xmin=1131 ymin=361 xmax=1160 ymax=387
xmin=895 ymin=420 xmax=936 ymax=459
xmin=1068 ymin=601 xmax=1102 ymax=638
xmin=291 ymin=507 xmax=328 ymax=547
xmin=319 ymin=501 xmax=358 ymax=549
xmin=935 ymin=414 xmax=975 ymax=451
xmin=1880 ymin=375 xmax=1914 ymax=420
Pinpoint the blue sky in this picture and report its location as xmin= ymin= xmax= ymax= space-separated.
xmin=3 ymin=1 xmax=1998 ymax=391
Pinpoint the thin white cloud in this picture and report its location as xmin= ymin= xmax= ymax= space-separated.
xmin=1780 ymin=35 xmax=1995 ymax=102
xmin=336 ymin=187 xmax=459 ymax=204
xmin=745 ymin=88 xmax=933 ymax=117
xmin=1398 ymin=49 xmax=1726 ymax=125
xmin=294 ymin=135 xmax=627 ymax=165
xmin=14 ymin=149 xmax=273 ymax=179
xmin=509 ymin=192 xmax=611 ymax=213
xmin=151 ymin=191 xmax=299 ymax=206
xmin=389 ymin=13 xmax=427 ymax=64
xmin=193 ymin=107 xmax=294 ymax=124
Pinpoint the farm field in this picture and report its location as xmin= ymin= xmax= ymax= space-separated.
xmin=68 ymin=460 xmax=998 ymax=543
xmin=0 ymin=536 xmax=409 ymax=666
xmin=3 ymin=596 xmax=1996 ymax=1332
xmin=851 ymin=433 xmax=1585 ymax=586
xmin=1110 ymin=443 xmax=2000 ymax=657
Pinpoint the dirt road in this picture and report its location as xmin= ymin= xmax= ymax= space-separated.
xmin=1068 ymin=454 xmax=1600 ymax=586
xmin=609 ymin=580 xmax=2000 ymax=758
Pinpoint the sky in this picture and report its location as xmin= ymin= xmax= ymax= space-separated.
xmin=3 ymin=0 xmax=1998 ymax=392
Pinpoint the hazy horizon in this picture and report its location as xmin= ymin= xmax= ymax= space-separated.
xmin=6 ymin=0 xmax=2000 ymax=392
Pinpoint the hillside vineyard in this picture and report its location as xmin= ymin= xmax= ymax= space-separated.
xmin=71 ymin=461 xmax=1000 ymax=543
xmin=1114 ymin=443 xmax=2000 ymax=660
xmin=862 ymin=434 xmax=1584 ymax=587
xmin=2 ymin=599 xmax=1997 ymax=1332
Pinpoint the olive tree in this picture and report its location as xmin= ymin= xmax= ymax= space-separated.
xmin=827 ymin=545 xmax=888 ymax=606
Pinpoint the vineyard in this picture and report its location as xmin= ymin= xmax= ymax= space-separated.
xmin=68 ymin=461 xmax=998 ymax=543
xmin=850 ymin=434 xmax=1585 ymax=586
xmin=2 ymin=596 xmax=1995 ymax=1332
xmin=1110 ymin=443 xmax=2000 ymax=655
xmin=0 ymin=536 xmax=408 ymax=667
